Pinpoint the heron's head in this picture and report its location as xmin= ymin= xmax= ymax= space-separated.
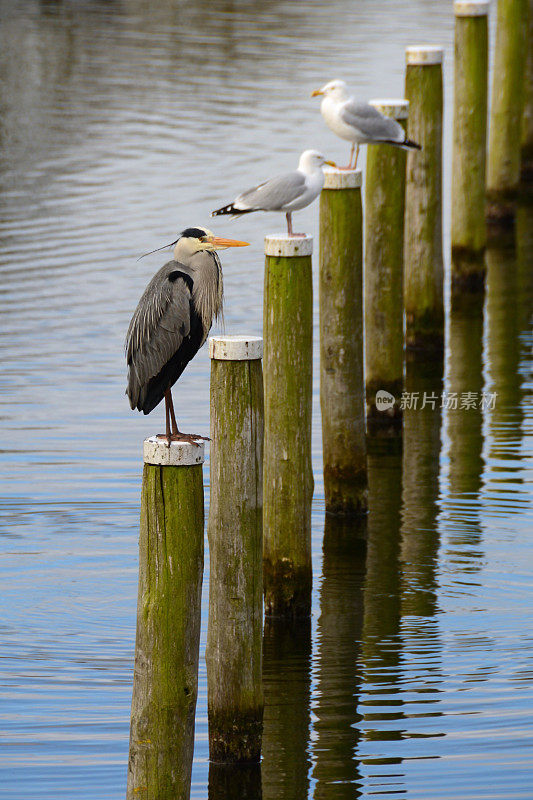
xmin=311 ymin=79 xmax=348 ymax=100
xmin=298 ymin=149 xmax=336 ymax=173
xmin=174 ymin=226 xmax=249 ymax=259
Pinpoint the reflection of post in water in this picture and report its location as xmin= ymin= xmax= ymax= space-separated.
xmin=445 ymin=289 xmax=485 ymax=569
xmin=208 ymin=762 xmax=262 ymax=800
xmin=361 ymin=450 xmax=403 ymax=689
xmin=446 ymin=294 xmax=483 ymax=544
xmin=486 ymin=210 xmax=532 ymax=460
xmin=359 ymin=449 xmax=404 ymax=781
xmin=312 ymin=515 xmax=366 ymax=799
xmin=400 ymin=355 xmax=443 ymax=618
xmin=261 ymin=618 xmax=312 ymax=800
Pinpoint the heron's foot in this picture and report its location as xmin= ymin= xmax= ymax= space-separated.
xmin=157 ymin=432 xmax=210 ymax=448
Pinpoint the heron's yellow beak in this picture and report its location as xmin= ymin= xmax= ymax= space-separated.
xmin=324 ymin=159 xmax=337 ymax=167
xmin=311 ymin=89 xmax=324 ymax=97
xmin=210 ymin=236 xmax=250 ymax=250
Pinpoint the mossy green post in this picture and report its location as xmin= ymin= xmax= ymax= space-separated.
xmin=404 ymin=46 xmax=445 ymax=354
xmin=521 ymin=0 xmax=533 ymax=182
xmin=487 ymin=0 xmax=528 ymax=223
xmin=263 ymin=234 xmax=313 ymax=618
xmin=364 ymin=101 xmax=408 ymax=425
xmin=319 ymin=168 xmax=367 ymax=516
xmin=127 ymin=438 xmax=205 ymax=800
xmin=452 ymin=1 xmax=489 ymax=291
xmin=206 ymin=335 xmax=264 ymax=763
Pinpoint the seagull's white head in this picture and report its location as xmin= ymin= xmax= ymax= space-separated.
xmin=311 ymin=79 xmax=349 ymax=101
xmin=298 ymin=149 xmax=336 ymax=173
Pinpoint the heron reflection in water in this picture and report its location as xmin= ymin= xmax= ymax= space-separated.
xmin=125 ymin=226 xmax=249 ymax=445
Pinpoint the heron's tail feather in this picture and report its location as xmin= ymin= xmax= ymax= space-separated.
xmin=211 ymin=203 xmax=254 ymax=217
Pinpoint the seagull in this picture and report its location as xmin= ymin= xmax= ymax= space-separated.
xmin=212 ymin=149 xmax=336 ymax=237
xmin=125 ymin=226 xmax=249 ymax=445
xmin=312 ymin=79 xmax=421 ymax=169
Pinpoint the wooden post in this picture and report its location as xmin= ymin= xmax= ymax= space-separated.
xmin=452 ymin=1 xmax=489 ymax=291
xmin=319 ymin=168 xmax=368 ymax=515
xmin=207 ymin=335 xmax=264 ymax=763
xmin=364 ymin=101 xmax=407 ymax=426
xmin=263 ymin=234 xmax=313 ymax=618
xmin=487 ymin=0 xmax=529 ymax=224
xmin=127 ymin=438 xmax=205 ymax=800
xmin=404 ymin=46 xmax=445 ymax=354
xmin=521 ymin=0 xmax=533 ymax=182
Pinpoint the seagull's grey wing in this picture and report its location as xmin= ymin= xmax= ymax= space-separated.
xmin=340 ymin=100 xmax=404 ymax=143
xmin=234 ymin=171 xmax=307 ymax=212
xmin=125 ymin=261 xmax=192 ymax=408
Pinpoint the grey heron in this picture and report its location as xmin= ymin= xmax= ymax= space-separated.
xmin=312 ymin=80 xmax=421 ymax=169
xmin=125 ymin=226 xmax=249 ymax=445
xmin=211 ymin=149 xmax=336 ymax=237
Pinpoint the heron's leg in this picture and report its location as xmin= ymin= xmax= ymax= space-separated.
xmin=164 ymin=390 xmax=172 ymax=444
xmin=167 ymin=389 xmax=179 ymax=436
xmin=159 ymin=387 xmax=210 ymax=446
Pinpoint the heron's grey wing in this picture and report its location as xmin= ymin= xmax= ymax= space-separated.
xmin=125 ymin=262 xmax=192 ymax=408
xmin=340 ymin=100 xmax=404 ymax=142
xmin=235 ymin=171 xmax=307 ymax=211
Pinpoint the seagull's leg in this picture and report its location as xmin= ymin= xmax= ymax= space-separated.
xmin=286 ymin=211 xmax=306 ymax=238
xmin=353 ymin=144 xmax=360 ymax=170
xmin=286 ymin=212 xmax=293 ymax=236
xmin=340 ymin=142 xmax=355 ymax=170
xmin=158 ymin=388 xmax=210 ymax=447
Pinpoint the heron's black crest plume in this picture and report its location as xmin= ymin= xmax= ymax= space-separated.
xmin=137 ymin=237 xmax=180 ymax=261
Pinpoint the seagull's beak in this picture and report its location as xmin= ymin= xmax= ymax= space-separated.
xmin=311 ymin=89 xmax=324 ymax=97
xmin=324 ymin=159 xmax=337 ymax=167
xmin=210 ymin=236 xmax=250 ymax=250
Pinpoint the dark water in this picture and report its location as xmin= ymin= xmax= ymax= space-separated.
xmin=1 ymin=1 xmax=532 ymax=798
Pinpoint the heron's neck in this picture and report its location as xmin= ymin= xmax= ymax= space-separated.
xmin=190 ymin=251 xmax=224 ymax=334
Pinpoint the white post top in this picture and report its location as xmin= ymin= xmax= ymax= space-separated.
xmin=209 ymin=335 xmax=263 ymax=360
xmin=370 ymin=99 xmax=409 ymax=120
xmin=264 ymin=234 xmax=313 ymax=257
xmin=454 ymin=0 xmax=489 ymax=15
xmin=323 ymin=167 xmax=362 ymax=190
xmin=143 ymin=435 xmax=205 ymax=466
xmin=406 ymin=45 xmax=444 ymax=65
